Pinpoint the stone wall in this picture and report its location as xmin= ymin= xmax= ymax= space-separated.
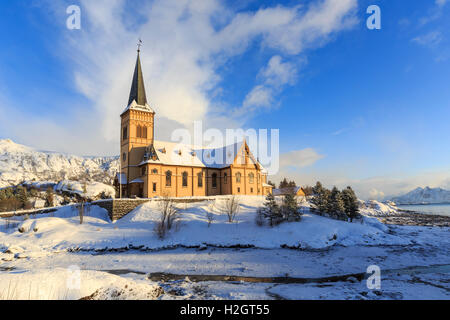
xmin=94 ymin=197 xmax=218 ymax=221
xmin=94 ymin=199 xmax=151 ymax=221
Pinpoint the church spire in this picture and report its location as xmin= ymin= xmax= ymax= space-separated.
xmin=128 ymin=40 xmax=148 ymax=106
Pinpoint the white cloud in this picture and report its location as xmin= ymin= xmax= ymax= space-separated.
xmin=271 ymin=168 xmax=450 ymax=201
xmin=2 ymin=0 xmax=358 ymax=155
xmin=243 ymin=85 xmax=274 ymax=110
xmin=280 ymin=148 xmax=325 ymax=169
xmin=240 ymin=55 xmax=301 ymax=114
xmin=436 ymin=0 xmax=448 ymax=7
xmin=412 ymin=31 xmax=443 ymax=47
xmin=260 ymin=55 xmax=298 ymax=87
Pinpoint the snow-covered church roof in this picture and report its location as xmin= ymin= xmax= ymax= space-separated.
xmin=139 ymin=140 xmax=267 ymax=173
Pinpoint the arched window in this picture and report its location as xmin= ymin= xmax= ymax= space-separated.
xmin=182 ymin=172 xmax=188 ymax=187
xmin=224 ymin=173 xmax=228 ymax=184
xmin=136 ymin=125 xmax=142 ymax=138
xmin=212 ymin=173 xmax=218 ymax=189
xmin=197 ymin=172 xmax=203 ymax=188
xmin=249 ymin=173 xmax=255 ymax=184
xmin=142 ymin=167 xmax=146 ymax=175
xmin=122 ymin=152 xmax=127 ymax=162
xmin=122 ymin=126 xmax=128 ymax=140
xmin=143 ymin=126 xmax=148 ymax=139
xmin=165 ymin=171 xmax=172 ymax=187
xmin=236 ymin=172 xmax=241 ymax=183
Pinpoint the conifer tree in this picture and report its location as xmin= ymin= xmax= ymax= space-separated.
xmin=257 ymin=193 xmax=282 ymax=226
xmin=45 ymin=187 xmax=54 ymax=207
xmin=329 ymin=187 xmax=345 ymax=217
xmin=279 ymin=178 xmax=289 ymax=189
xmin=342 ymin=186 xmax=360 ymax=222
xmin=281 ymin=193 xmax=301 ymax=222
xmin=16 ymin=186 xmax=28 ymax=209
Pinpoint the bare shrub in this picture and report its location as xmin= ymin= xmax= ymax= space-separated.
xmin=223 ymin=196 xmax=240 ymax=223
xmin=77 ymin=203 xmax=85 ymax=225
xmin=154 ymin=196 xmax=180 ymax=239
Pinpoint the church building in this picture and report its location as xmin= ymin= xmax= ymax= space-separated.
xmin=118 ymin=49 xmax=273 ymax=198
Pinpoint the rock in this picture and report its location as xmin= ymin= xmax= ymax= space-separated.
xmin=1 ymin=253 xmax=15 ymax=261
xmin=4 ymin=246 xmax=24 ymax=254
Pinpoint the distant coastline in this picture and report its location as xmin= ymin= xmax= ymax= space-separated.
xmin=396 ymin=203 xmax=450 ymax=218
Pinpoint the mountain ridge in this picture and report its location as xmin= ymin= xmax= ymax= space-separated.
xmin=0 ymin=139 xmax=119 ymax=188
xmin=391 ymin=186 xmax=450 ymax=205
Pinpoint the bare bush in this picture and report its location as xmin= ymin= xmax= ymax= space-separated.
xmin=223 ymin=196 xmax=240 ymax=223
xmin=206 ymin=201 xmax=215 ymax=227
xmin=154 ymin=196 xmax=180 ymax=239
xmin=77 ymin=203 xmax=85 ymax=225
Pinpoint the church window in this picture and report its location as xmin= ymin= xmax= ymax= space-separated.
xmin=237 ymin=187 xmax=241 ymax=193
xmin=251 ymin=188 xmax=254 ymax=193
xmin=165 ymin=171 xmax=172 ymax=187
xmin=152 ymin=169 xmax=158 ymax=174
xmin=197 ymin=173 xmax=203 ymax=187
xmin=224 ymin=173 xmax=228 ymax=184
xmin=122 ymin=126 xmax=128 ymax=140
xmin=212 ymin=173 xmax=218 ymax=189
xmin=142 ymin=167 xmax=146 ymax=175
xmin=153 ymin=183 xmax=157 ymax=193
xmin=136 ymin=125 xmax=142 ymax=138
xmin=236 ymin=172 xmax=241 ymax=183
xmin=182 ymin=172 xmax=188 ymax=187
xmin=122 ymin=152 xmax=127 ymax=162
xmin=249 ymin=173 xmax=255 ymax=184
xmin=143 ymin=126 xmax=148 ymax=139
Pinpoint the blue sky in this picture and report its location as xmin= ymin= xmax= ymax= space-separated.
xmin=0 ymin=0 xmax=449 ymax=199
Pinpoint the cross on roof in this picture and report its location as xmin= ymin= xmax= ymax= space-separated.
xmin=137 ymin=39 xmax=143 ymax=52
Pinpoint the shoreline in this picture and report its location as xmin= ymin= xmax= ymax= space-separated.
xmin=376 ymin=209 xmax=450 ymax=227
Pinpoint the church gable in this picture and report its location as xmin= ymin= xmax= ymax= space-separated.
xmin=232 ymin=141 xmax=259 ymax=169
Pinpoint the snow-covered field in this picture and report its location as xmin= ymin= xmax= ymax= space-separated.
xmin=0 ymin=196 xmax=449 ymax=300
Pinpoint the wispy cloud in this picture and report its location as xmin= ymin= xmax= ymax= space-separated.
xmin=0 ymin=0 xmax=358 ymax=155
xmin=272 ymin=168 xmax=450 ymax=201
xmin=241 ymin=55 xmax=300 ymax=113
xmin=412 ymin=31 xmax=443 ymax=47
xmin=280 ymin=148 xmax=325 ymax=170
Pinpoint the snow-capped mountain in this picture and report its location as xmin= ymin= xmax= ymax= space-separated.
xmin=391 ymin=187 xmax=450 ymax=205
xmin=0 ymin=139 xmax=119 ymax=188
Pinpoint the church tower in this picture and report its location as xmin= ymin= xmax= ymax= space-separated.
xmin=120 ymin=47 xmax=155 ymax=197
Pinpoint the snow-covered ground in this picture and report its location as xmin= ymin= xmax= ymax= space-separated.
xmin=0 ymin=196 xmax=448 ymax=300
xmin=359 ymin=200 xmax=399 ymax=216
xmin=54 ymin=180 xmax=115 ymax=199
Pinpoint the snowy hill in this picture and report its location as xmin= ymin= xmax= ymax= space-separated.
xmin=392 ymin=187 xmax=450 ymax=205
xmin=0 ymin=139 xmax=119 ymax=188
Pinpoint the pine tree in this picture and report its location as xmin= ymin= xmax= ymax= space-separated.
xmin=267 ymin=181 xmax=276 ymax=188
xmin=45 ymin=187 xmax=54 ymax=207
xmin=311 ymin=181 xmax=327 ymax=213
xmin=257 ymin=193 xmax=282 ymax=227
xmin=287 ymin=181 xmax=297 ymax=188
xmin=279 ymin=178 xmax=289 ymax=189
xmin=342 ymin=186 xmax=360 ymax=222
xmin=312 ymin=181 xmax=324 ymax=195
xmin=329 ymin=187 xmax=346 ymax=219
xmin=16 ymin=186 xmax=28 ymax=209
xmin=318 ymin=189 xmax=331 ymax=213
xmin=281 ymin=193 xmax=301 ymax=222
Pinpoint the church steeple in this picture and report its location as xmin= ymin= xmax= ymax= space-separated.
xmin=128 ymin=45 xmax=148 ymax=106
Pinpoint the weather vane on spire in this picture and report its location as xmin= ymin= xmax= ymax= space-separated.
xmin=137 ymin=38 xmax=143 ymax=52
